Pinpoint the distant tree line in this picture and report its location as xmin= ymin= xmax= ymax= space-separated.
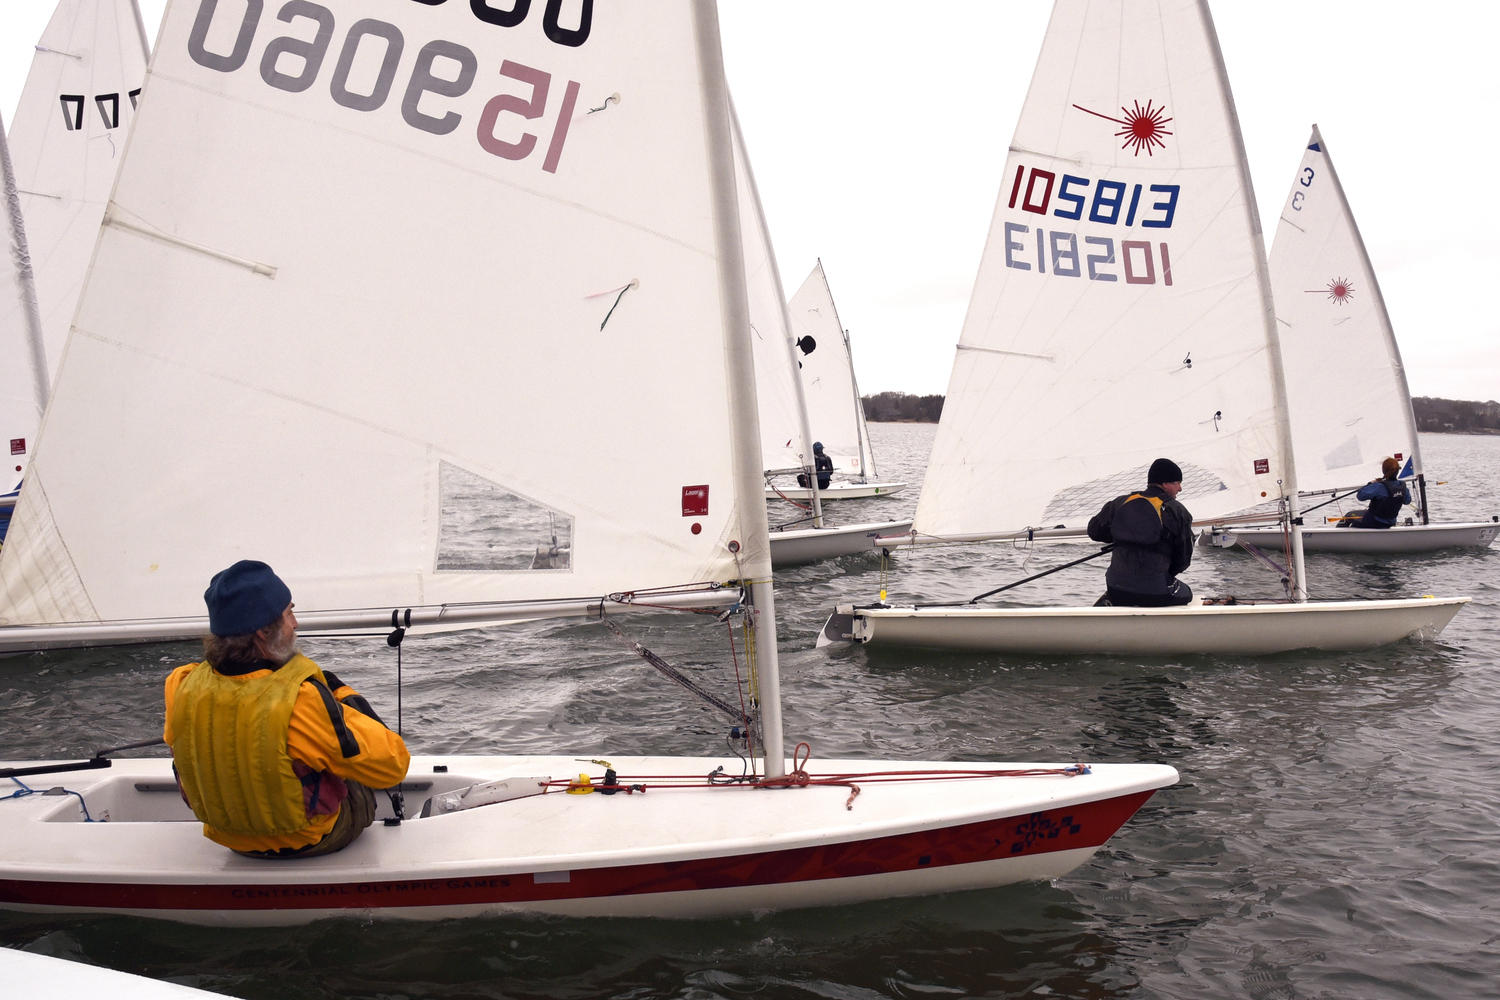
xmin=862 ymin=391 xmax=944 ymax=423
xmin=1411 ymin=397 xmax=1500 ymax=434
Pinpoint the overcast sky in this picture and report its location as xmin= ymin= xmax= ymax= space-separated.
xmin=3 ymin=1 xmax=1496 ymax=402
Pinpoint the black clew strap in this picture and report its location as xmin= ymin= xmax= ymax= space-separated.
xmin=307 ymin=679 xmax=362 ymax=759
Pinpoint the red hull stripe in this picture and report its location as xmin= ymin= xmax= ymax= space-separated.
xmin=0 ymin=792 xmax=1153 ymax=911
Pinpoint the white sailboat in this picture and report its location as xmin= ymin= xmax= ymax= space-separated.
xmin=1 ymin=0 xmax=151 ymax=500
xmin=0 ymin=0 xmax=1174 ymax=924
xmin=734 ymin=109 xmax=910 ymax=566
xmin=818 ymin=0 xmax=1468 ymax=656
xmin=1201 ymin=125 xmax=1497 ymax=555
xmin=762 ymin=263 xmax=908 ymax=502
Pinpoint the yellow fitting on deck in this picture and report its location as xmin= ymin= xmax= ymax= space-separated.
xmin=566 ymin=773 xmax=594 ymax=794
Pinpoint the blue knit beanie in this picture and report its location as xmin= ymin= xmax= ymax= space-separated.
xmin=204 ymin=560 xmax=292 ymax=636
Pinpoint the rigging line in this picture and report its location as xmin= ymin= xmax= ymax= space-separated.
xmin=1300 ymin=488 xmax=1357 ymax=518
xmin=925 ymin=545 xmax=1113 ymax=608
xmin=598 ymin=617 xmax=743 ymax=724
xmin=765 ymin=476 xmax=812 ymax=511
xmin=725 ymin=617 xmax=757 ymax=770
xmin=1234 ymin=537 xmax=1288 ymax=577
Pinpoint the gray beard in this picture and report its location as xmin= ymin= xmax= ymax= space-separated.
xmin=264 ymin=630 xmax=299 ymax=666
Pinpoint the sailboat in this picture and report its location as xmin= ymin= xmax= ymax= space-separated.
xmin=817 ymin=0 xmax=1468 ymax=657
xmin=1 ymin=0 xmax=151 ymax=501
xmin=1201 ymin=125 xmax=1497 ymax=555
xmin=0 ymin=0 xmax=1174 ymax=924
xmin=762 ymin=264 xmax=908 ymax=502
xmin=734 ymin=109 xmax=911 ymax=566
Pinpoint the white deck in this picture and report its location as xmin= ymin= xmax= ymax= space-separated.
xmin=769 ymin=520 xmax=913 ymax=567
xmin=825 ymin=597 xmax=1469 ymax=655
xmin=765 ymin=481 xmax=908 ymax=501
xmin=1202 ymin=521 xmax=1498 ymax=554
xmin=0 ymin=754 xmax=1174 ymax=925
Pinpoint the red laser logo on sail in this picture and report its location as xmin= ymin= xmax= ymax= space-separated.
xmin=1307 ymin=278 xmax=1354 ymax=305
xmin=1073 ymin=100 xmax=1173 ymax=156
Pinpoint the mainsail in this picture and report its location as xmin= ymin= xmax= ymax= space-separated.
xmin=914 ymin=0 xmax=1295 ymax=540
xmin=1269 ymin=125 xmax=1421 ymax=495
xmin=787 ymin=262 xmax=877 ymax=480
xmin=0 ymin=113 xmax=48 ymax=497
xmin=3 ymin=0 xmax=151 ymax=494
xmin=0 ymin=1 xmax=769 ymax=637
xmin=734 ymin=104 xmax=817 ymax=493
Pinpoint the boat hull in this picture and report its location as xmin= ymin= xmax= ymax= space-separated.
xmin=0 ymin=755 xmax=1173 ymax=925
xmin=765 ymin=481 xmax=908 ymax=501
xmin=1202 ymin=521 xmax=1499 ymax=554
xmin=769 ymin=520 xmax=913 ymax=567
xmin=826 ymin=597 xmax=1469 ymax=655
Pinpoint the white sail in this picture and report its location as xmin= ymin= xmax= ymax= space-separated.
xmin=787 ymin=262 xmax=876 ymax=479
xmin=734 ymin=107 xmax=811 ymax=483
xmin=1270 ymin=125 xmax=1421 ymax=494
xmin=914 ymin=0 xmax=1294 ymax=539
xmin=0 ymin=0 xmax=770 ymax=630
xmin=7 ymin=0 xmax=151 ymax=390
xmin=0 ymin=112 xmax=49 ymax=497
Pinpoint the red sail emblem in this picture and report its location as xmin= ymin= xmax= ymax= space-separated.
xmin=1073 ymin=100 xmax=1174 ymax=156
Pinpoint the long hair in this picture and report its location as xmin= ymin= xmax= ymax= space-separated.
xmin=202 ymin=631 xmax=260 ymax=668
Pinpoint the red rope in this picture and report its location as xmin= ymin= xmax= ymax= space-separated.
xmin=545 ymin=753 xmax=1092 ymax=809
xmin=767 ymin=479 xmax=812 ymax=511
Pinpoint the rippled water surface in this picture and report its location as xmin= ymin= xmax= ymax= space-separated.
xmin=3 ymin=426 xmax=1498 ymax=999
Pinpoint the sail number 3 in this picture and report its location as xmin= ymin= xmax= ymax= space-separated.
xmin=187 ymin=0 xmax=590 ymax=174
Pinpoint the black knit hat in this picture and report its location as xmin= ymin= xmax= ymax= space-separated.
xmin=1148 ymin=458 xmax=1183 ymax=485
xmin=204 ymin=560 xmax=292 ymax=636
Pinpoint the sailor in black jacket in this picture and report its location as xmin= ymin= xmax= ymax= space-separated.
xmin=1087 ymin=458 xmax=1196 ymax=607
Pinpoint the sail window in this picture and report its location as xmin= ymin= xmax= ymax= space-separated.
xmin=1041 ymin=462 xmax=1227 ymax=524
xmin=435 ymin=462 xmax=573 ymax=572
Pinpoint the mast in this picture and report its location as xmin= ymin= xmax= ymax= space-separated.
xmin=1307 ymin=123 xmax=1427 ymax=523
xmin=0 ymin=113 xmax=50 ymax=425
xmin=1201 ymin=0 xmax=1306 ymax=599
xmin=819 ymin=260 xmax=875 ymax=482
xmin=694 ymin=0 xmax=784 ymax=778
xmin=128 ymin=0 xmax=152 ymax=61
xmin=730 ymin=99 xmax=822 ymax=528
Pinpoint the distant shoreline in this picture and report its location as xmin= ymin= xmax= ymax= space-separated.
xmin=863 ymin=393 xmax=1500 ymax=434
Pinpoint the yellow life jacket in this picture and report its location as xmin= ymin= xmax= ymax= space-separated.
xmin=168 ymin=653 xmax=326 ymax=838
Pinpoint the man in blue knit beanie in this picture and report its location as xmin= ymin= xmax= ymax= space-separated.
xmin=163 ymin=561 xmax=409 ymax=857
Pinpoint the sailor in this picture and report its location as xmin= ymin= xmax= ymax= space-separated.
xmin=1343 ymin=457 xmax=1412 ymax=529
xmin=163 ymin=560 xmax=410 ymax=858
xmin=796 ymin=442 xmax=836 ymax=491
xmin=1087 ymin=458 xmax=1196 ymax=607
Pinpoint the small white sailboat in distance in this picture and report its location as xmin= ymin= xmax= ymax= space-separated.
xmin=762 ymin=263 xmax=908 ymax=502
xmin=819 ymin=0 xmax=1467 ymax=656
xmin=2 ymin=0 xmax=151 ymax=499
xmin=1201 ymin=125 xmax=1497 ymax=555
xmin=0 ymin=0 xmax=1174 ymax=924
xmin=735 ymin=112 xmax=910 ymax=566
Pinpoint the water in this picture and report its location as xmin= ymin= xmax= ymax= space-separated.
xmin=3 ymin=427 xmax=1498 ymax=999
